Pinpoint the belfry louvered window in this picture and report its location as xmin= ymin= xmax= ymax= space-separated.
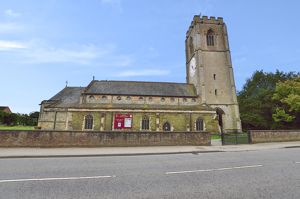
xmin=84 ymin=114 xmax=93 ymax=129
xmin=189 ymin=36 xmax=194 ymax=55
xmin=207 ymin=29 xmax=215 ymax=46
xmin=141 ymin=115 xmax=150 ymax=130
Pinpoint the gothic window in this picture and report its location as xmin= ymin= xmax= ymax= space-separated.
xmin=213 ymin=74 xmax=216 ymax=80
xmin=139 ymin=96 xmax=144 ymax=100
xmin=117 ymin=96 xmax=122 ymax=100
xmin=141 ymin=115 xmax=150 ymax=130
xmin=207 ymin=29 xmax=215 ymax=46
xmin=196 ymin=118 xmax=204 ymax=131
xmin=126 ymin=96 xmax=131 ymax=100
xmin=163 ymin=122 xmax=171 ymax=131
xmin=215 ymin=89 xmax=218 ymax=96
xmin=102 ymin=96 xmax=107 ymax=100
xmin=189 ymin=37 xmax=194 ymax=55
xmin=148 ymin=97 xmax=153 ymax=101
xmin=84 ymin=114 xmax=93 ymax=130
xmin=161 ymin=97 xmax=165 ymax=102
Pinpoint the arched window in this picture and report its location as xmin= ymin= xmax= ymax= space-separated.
xmin=84 ymin=114 xmax=93 ymax=130
xmin=163 ymin=122 xmax=171 ymax=131
xmin=141 ymin=115 xmax=150 ymax=130
xmin=196 ymin=118 xmax=204 ymax=131
xmin=207 ymin=29 xmax=215 ymax=46
xmin=189 ymin=37 xmax=194 ymax=55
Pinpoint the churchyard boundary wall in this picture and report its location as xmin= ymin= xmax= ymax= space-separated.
xmin=0 ymin=130 xmax=210 ymax=147
xmin=249 ymin=130 xmax=300 ymax=143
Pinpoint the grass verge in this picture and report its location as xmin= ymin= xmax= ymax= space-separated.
xmin=0 ymin=126 xmax=35 ymax=130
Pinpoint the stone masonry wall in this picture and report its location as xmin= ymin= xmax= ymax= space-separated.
xmin=249 ymin=130 xmax=300 ymax=143
xmin=0 ymin=130 xmax=211 ymax=147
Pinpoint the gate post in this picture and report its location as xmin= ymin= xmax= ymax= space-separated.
xmin=247 ymin=131 xmax=252 ymax=144
xmin=221 ymin=132 xmax=224 ymax=145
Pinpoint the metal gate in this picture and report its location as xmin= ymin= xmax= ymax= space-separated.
xmin=221 ymin=132 xmax=251 ymax=145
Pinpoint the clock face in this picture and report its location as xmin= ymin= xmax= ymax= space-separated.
xmin=189 ymin=57 xmax=196 ymax=77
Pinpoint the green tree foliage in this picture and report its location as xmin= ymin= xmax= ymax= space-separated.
xmin=238 ymin=70 xmax=299 ymax=130
xmin=0 ymin=111 xmax=39 ymax=126
xmin=272 ymin=77 xmax=300 ymax=125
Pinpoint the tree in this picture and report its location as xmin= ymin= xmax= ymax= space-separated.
xmin=29 ymin=111 xmax=39 ymax=126
xmin=272 ymin=77 xmax=300 ymax=127
xmin=0 ymin=111 xmax=40 ymax=126
xmin=238 ymin=70 xmax=299 ymax=130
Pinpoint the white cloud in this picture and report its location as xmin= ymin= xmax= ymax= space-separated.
xmin=0 ymin=22 xmax=23 ymax=33
xmin=25 ymin=44 xmax=134 ymax=66
xmin=0 ymin=40 xmax=134 ymax=66
xmin=4 ymin=9 xmax=21 ymax=18
xmin=24 ymin=45 xmax=103 ymax=64
xmin=0 ymin=40 xmax=27 ymax=50
xmin=116 ymin=69 xmax=170 ymax=77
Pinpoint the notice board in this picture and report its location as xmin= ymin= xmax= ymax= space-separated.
xmin=114 ymin=113 xmax=133 ymax=129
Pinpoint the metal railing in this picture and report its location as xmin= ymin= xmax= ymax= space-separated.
xmin=221 ymin=132 xmax=251 ymax=145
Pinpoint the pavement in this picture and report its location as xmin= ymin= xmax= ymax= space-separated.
xmin=0 ymin=140 xmax=299 ymax=158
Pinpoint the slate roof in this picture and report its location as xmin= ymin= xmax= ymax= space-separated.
xmin=84 ymin=80 xmax=197 ymax=97
xmin=46 ymin=87 xmax=84 ymax=107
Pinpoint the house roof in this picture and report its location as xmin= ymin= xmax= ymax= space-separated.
xmin=83 ymin=80 xmax=197 ymax=97
xmin=0 ymin=106 xmax=11 ymax=113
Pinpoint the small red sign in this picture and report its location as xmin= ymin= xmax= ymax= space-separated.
xmin=114 ymin=113 xmax=133 ymax=129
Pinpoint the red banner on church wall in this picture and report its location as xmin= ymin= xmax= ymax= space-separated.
xmin=114 ymin=113 xmax=133 ymax=129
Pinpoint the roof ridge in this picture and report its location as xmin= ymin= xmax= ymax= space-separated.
xmin=95 ymin=80 xmax=194 ymax=85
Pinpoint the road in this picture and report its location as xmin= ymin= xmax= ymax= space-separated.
xmin=0 ymin=148 xmax=299 ymax=199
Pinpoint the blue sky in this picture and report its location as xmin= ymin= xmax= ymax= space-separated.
xmin=1 ymin=0 xmax=299 ymax=113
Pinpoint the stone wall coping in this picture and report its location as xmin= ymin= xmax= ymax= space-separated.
xmin=249 ymin=130 xmax=300 ymax=132
xmin=0 ymin=130 xmax=211 ymax=134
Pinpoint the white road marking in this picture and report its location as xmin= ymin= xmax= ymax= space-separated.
xmin=0 ymin=175 xmax=116 ymax=183
xmin=295 ymin=162 xmax=300 ymax=164
xmin=166 ymin=164 xmax=263 ymax=175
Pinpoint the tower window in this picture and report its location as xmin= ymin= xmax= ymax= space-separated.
xmin=141 ymin=115 xmax=150 ymax=130
xmin=189 ymin=37 xmax=194 ymax=55
xmin=84 ymin=114 xmax=93 ymax=130
xmin=213 ymin=74 xmax=216 ymax=80
xmin=215 ymin=89 xmax=218 ymax=96
xmin=207 ymin=29 xmax=215 ymax=46
xmin=196 ymin=118 xmax=204 ymax=131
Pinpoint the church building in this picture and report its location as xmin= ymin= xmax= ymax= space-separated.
xmin=38 ymin=16 xmax=242 ymax=133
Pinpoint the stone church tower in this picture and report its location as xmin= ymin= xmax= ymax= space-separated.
xmin=186 ymin=16 xmax=242 ymax=133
